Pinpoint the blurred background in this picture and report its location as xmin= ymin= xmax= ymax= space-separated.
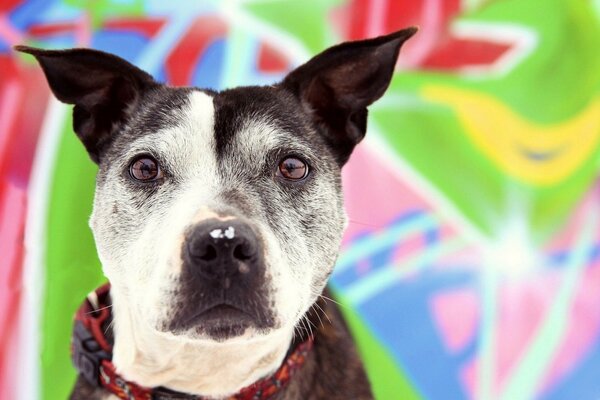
xmin=1 ymin=0 xmax=600 ymax=399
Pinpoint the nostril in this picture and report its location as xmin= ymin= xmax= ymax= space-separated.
xmin=233 ymin=243 xmax=253 ymax=261
xmin=197 ymin=244 xmax=217 ymax=261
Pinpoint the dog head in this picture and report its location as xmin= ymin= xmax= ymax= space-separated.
xmin=17 ymin=28 xmax=416 ymax=344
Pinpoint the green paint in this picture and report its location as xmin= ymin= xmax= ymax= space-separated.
xmin=64 ymin=0 xmax=144 ymax=27
xmin=41 ymin=120 xmax=105 ymax=400
xmin=372 ymin=95 xmax=504 ymax=237
xmin=242 ymin=0 xmax=340 ymax=54
xmin=332 ymin=291 xmax=423 ymax=400
xmin=373 ymin=0 xmax=600 ymax=240
xmin=500 ymin=209 xmax=599 ymax=400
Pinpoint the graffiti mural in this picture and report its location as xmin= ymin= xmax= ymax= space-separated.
xmin=1 ymin=0 xmax=599 ymax=399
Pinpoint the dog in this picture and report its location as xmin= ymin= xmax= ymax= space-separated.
xmin=17 ymin=26 xmax=416 ymax=400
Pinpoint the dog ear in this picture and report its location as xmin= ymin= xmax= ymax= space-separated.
xmin=282 ymin=28 xmax=417 ymax=165
xmin=14 ymin=46 xmax=155 ymax=163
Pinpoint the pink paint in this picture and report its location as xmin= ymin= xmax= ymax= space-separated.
xmin=0 ymin=13 xmax=24 ymax=45
xmin=460 ymin=258 xmax=600 ymax=398
xmin=397 ymin=0 xmax=443 ymax=68
xmin=430 ymin=289 xmax=479 ymax=352
xmin=540 ymin=257 xmax=600 ymax=393
xmin=76 ymin=12 xmax=92 ymax=46
xmin=366 ymin=0 xmax=387 ymax=38
xmin=342 ymin=145 xmax=434 ymax=243
xmin=0 ymin=80 xmax=22 ymax=171
xmin=0 ymin=182 xmax=26 ymax=398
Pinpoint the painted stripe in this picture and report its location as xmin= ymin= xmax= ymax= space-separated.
xmin=0 ymin=80 xmax=21 ymax=168
xmin=0 ymin=183 xmax=26 ymax=400
xmin=477 ymin=251 xmax=499 ymax=400
xmin=363 ymin=122 xmax=488 ymax=246
xmin=136 ymin=10 xmax=208 ymax=76
xmin=0 ymin=14 xmax=24 ymax=45
xmin=335 ymin=212 xmax=438 ymax=273
xmin=16 ymin=97 xmax=68 ymax=400
xmin=366 ymin=0 xmax=387 ymax=37
xmin=500 ymin=201 xmax=600 ymax=400
xmin=220 ymin=24 xmax=257 ymax=88
xmin=219 ymin=1 xmax=311 ymax=67
xmin=345 ymin=238 xmax=465 ymax=305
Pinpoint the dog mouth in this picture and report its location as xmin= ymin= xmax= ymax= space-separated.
xmin=169 ymin=302 xmax=271 ymax=341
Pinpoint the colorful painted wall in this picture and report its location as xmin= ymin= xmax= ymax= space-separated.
xmin=1 ymin=1 xmax=599 ymax=399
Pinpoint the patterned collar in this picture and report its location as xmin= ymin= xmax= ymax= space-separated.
xmin=72 ymin=284 xmax=313 ymax=400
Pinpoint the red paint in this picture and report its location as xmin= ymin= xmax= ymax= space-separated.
xmin=104 ymin=18 xmax=166 ymax=38
xmin=28 ymin=21 xmax=77 ymax=37
xmin=0 ymin=54 xmax=49 ymax=395
xmin=338 ymin=0 xmax=511 ymax=72
xmin=0 ymin=0 xmax=21 ymax=12
xmin=165 ymin=16 xmax=227 ymax=86
xmin=421 ymin=38 xmax=512 ymax=70
xmin=257 ymin=43 xmax=289 ymax=74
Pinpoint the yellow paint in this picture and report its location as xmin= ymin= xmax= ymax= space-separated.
xmin=421 ymin=85 xmax=600 ymax=186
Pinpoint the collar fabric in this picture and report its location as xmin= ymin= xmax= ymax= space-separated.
xmin=71 ymin=284 xmax=314 ymax=400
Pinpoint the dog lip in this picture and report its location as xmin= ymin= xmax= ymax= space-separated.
xmin=183 ymin=303 xmax=255 ymax=326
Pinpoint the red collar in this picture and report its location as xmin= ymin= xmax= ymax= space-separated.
xmin=72 ymin=284 xmax=313 ymax=400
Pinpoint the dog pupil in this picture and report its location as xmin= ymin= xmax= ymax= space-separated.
xmin=281 ymin=158 xmax=305 ymax=179
xmin=134 ymin=159 xmax=157 ymax=180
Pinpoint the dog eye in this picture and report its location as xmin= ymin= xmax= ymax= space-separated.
xmin=129 ymin=156 xmax=162 ymax=181
xmin=277 ymin=157 xmax=308 ymax=181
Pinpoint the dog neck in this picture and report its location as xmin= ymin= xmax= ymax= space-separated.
xmin=109 ymin=289 xmax=295 ymax=398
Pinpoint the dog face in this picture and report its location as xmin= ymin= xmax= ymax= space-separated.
xmin=18 ymin=28 xmax=416 ymax=343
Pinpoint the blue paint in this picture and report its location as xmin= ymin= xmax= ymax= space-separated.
xmin=191 ymin=38 xmax=225 ymax=90
xmin=356 ymin=269 xmax=475 ymax=400
xmin=540 ymin=333 xmax=600 ymax=400
xmin=8 ymin=0 xmax=56 ymax=31
xmin=91 ymin=31 xmax=148 ymax=63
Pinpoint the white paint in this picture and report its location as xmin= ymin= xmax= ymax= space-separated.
xmin=17 ymin=97 xmax=67 ymax=400
xmin=224 ymin=226 xmax=235 ymax=239
xmin=450 ymin=21 xmax=538 ymax=78
xmin=218 ymin=0 xmax=311 ymax=68
xmin=209 ymin=226 xmax=235 ymax=239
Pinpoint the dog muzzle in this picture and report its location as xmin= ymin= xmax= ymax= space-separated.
xmin=71 ymin=284 xmax=313 ymax=400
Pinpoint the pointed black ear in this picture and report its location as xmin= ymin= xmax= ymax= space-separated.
xmin=14 ymin=46 xmax=155 ymax=163
xmin=282 ymin=27 xmax=417 ymax=165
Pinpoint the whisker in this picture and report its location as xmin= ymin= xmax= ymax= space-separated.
xmin=312 ymin=302 xmax=332 ymax=325
xmin=85 ymin=304 xmax=113 ymax=315
xmin=103 ymin=319 xmax=115 ymax=336
xmin=304 ymin=315 xmax=315 ymax=337
xmin=310 ymin=304 xmax=325 ymax=329
xmin=300 ymin=314 xmax=313 ymax=338
xmin=347 ymin=219 xmax=382 ymax=229
xmin=317 ymin=293 xmax=351 ymax=310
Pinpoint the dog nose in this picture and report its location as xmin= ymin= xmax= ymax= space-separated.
xmin=184 ymin=219 xmax=263 ymax=286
